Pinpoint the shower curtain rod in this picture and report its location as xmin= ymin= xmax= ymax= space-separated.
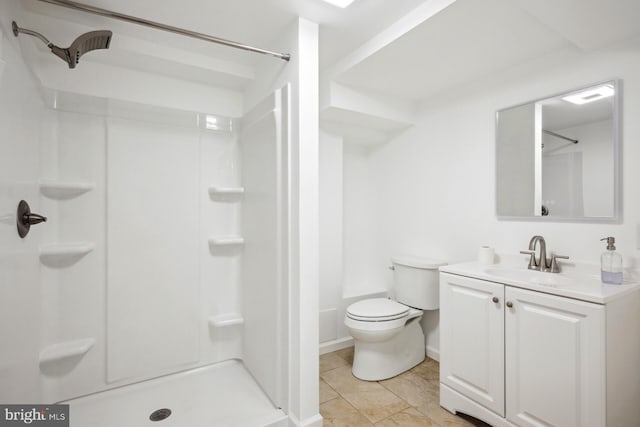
xmin=35 ymin=0 xmax=291 ymax=61
xmin=543 ymin=129 xmax=579 ymax=144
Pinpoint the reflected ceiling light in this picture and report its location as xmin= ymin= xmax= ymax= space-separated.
xmin=562 ymin=84 xmax=614 ymax=105
xmin=322 ymin=0 xmax=356 ymax=8
xmin=205 ymin=115 xmax=219 ymax=130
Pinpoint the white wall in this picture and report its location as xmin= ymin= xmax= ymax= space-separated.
xmin=497 ymin=103 xmax=538 ymax=216
xmin=542 ymin=119 xmax=614 ymax=217
xmin=340 ymin=42 xmax=640 ymax=356
xmin=27 ymin=52 xmax=244 ymax=119
xmin=0 ymin=4 xmax=46 ymax=404
xmin=343 ymin=144 xmax=388 ymax=297
xmin=319 ymin=130 xmax=343 ymax=344
xmin=245 ymin=18 xmax=321 ymax=427
xmin=318 ymin=132 xmax=388 ymax=352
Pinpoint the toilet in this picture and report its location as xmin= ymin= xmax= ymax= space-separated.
xmin=344 ymin=255 xmax=446 ymax=381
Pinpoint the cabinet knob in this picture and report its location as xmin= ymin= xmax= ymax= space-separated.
xmin=506 ymin=301 xmax=513 ymax=308
xmin=492 ymin=297 xmax=499 ymax=303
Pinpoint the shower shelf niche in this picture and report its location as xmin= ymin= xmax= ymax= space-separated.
xmin=208 ymin=314 xmax=244 ymax=328
xmin=39 ymin=180 xmax=95 ymax=200
xmin=39 ymin=338 xmax=95 ymax=365
xmin=39 ymin=242 xmax=95 ymax=267
xmin=208 ymin=186 xmax=245 ymax=196
xmin=208 ymin=236 xmax=244 ymax=247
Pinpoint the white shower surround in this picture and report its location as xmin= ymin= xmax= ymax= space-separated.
xmin=0 ymin=8 xmax=321 ymax=426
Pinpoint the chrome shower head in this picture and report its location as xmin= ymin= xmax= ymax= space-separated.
xmin=12 ymin=21 xmax=111 ymax=69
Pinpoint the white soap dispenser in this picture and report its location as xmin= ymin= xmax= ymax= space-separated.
xmin=600 ymin=237 xmax=623 ymax=284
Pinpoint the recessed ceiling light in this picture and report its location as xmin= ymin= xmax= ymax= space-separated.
xmin=322 ymin=0 xmax=356 ymax=8
xmin=562 ymin=84 xmax=615 ymax=105
xmin=205 ymin=115 xmax=219 ymax=130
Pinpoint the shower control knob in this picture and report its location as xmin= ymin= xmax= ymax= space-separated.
xmin=16 ymin=200 xmax=47 ymax=238
xmin=24 ymin=212 xmax=47 ymax=225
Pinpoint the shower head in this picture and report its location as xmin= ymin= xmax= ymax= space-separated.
xmin=50 ymin=30 xmax=112 ymax=69
xmin=12 ymin=21 xmax=111 ymax=69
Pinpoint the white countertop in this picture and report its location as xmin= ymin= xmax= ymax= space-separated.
xmin=440 ymin=260 xmax=640 ymax=304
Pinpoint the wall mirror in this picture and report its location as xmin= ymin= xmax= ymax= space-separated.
xmin=496 ymin=80 xmax=620 ymax=221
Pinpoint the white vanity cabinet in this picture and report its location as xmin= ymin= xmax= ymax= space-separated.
xmin=439 ymin=269 xmax=640 ymax=427
xmin=440 ymin=275 xmax=506 ymax=416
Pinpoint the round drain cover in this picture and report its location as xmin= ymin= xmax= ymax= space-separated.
xmin=149 ymin=408 xmax=172 ymax=422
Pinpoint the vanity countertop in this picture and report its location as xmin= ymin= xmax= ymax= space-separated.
xmin=440 ymin=261 xmax=640 ymax=304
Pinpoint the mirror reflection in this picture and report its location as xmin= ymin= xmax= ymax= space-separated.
xmin=496 ymin=81 xmax=618 ymax=221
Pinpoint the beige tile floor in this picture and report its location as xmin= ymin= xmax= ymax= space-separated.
xmin=319 ymin=347 xmax=490 ymax=427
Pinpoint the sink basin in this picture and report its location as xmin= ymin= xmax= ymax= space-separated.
xmin=483 ymin=267 xmax=575 ymax=288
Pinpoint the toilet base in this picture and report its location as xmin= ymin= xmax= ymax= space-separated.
xmin=351 ymin=318 xmax=425 ymax=381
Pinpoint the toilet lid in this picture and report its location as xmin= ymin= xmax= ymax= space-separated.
xmin=346 ymin=298 xmax=409 ymax=321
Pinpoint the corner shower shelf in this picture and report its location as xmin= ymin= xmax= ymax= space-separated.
xmin=208 ymin=314 xmax=244 ymax=328
xmin=208 ymin=186 xmax=245 ymax=196
xmin=39 ymin=338 xmax=95 ymax=365
xmin=39 ymin=242 xmax=95 ymax=266
xmin=39 ymin=180 xmax=95 ymax=200
xmin=208 ymin=236 xmax=244 ymax=247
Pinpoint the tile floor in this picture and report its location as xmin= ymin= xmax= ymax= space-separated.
xmin=319 ymin=347 xmax=490 ymax=426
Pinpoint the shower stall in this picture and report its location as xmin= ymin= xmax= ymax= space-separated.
xmin=0 ymin=1 xmax=320 ymax=426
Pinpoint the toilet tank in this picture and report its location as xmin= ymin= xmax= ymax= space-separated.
xmin=392 ymin=255 xmax=447 ymax=310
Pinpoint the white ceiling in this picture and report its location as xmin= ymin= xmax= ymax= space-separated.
xmin=13 ymin=0 xmax=640 ymax=144
xmin=333 ymin=0 xmax=640 ymax=102
xmin=18 ymin=0 xmax=640 ymax=96
xmin=511 ymin=0 xmax=640 ymax=51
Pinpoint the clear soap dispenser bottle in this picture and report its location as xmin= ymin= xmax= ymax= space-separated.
xmin=600 ymin=237 xmax=623 ymax=284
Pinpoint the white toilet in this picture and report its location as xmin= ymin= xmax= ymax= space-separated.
xmin=344 ymin=255 xmax=446 ymax=381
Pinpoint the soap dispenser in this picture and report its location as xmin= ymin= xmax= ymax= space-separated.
xmin=600 ymin=237 xmax=623 ymax=284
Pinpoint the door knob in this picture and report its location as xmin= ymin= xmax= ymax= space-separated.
xmin=492 ymin=297 xmax=499 ymax=303
xmin=17 ymin=200 xmax=47 ymax=238
xmin=506 ymin=301 xmax=513 ymax=308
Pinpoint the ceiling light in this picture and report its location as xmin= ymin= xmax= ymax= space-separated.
xmin=205 ymin=115 xmax=219 ymax=130
xmin=562 ymin=84 xmax=614 ymax=105
xmin=322 ymin=0 xmax=356 ymax=8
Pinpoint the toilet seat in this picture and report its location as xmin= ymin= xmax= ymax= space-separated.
xmin=346 ymin=298 xmax=409 ymax=322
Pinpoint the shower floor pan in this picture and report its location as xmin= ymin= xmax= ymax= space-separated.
xmin=62 ymin=360 xmax=287 ymax=427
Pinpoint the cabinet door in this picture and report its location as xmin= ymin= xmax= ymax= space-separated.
xmin=440 ymin=273 xmax=505 ymax=416
xmin=505 ymin=287 xmax=605 ymax=427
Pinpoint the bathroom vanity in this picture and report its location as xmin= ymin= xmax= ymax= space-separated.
xmin=439 ymin=262 xmax=640 ymax=427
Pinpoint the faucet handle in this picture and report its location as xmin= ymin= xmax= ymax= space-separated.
xmin=549 ymin=254 xmax=569 ymax=273
xmin=520 ymin=250 xmax=538 ymax=270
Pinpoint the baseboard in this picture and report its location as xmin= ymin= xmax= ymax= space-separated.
xmin=319 ymin=336 xmax=353 ymax=355
xmin=288 ymin=413 xmax=323 ymax=427
xmin=426 ymin=345 xmax=440 ymax=362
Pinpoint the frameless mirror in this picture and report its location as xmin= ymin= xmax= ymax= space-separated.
xmin=496 ymin=80 xmax=620 ymax=221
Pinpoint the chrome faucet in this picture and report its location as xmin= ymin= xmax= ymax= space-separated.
xmin=520 ymin=235 xmax=569 ymax=273
xmin=530 ymin=235 xmax=547 ymax=270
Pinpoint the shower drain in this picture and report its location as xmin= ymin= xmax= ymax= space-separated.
xmin=149 ymin=408 xmax=172 ymax=422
